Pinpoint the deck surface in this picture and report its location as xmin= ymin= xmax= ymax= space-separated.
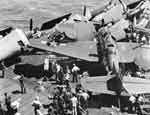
xmin=0 ymin=67 xmax=133 ymax=115
xmin=0 ymin=69 xmax=49 ymax=115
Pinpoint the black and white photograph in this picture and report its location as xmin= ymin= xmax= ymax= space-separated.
xmin=0 ymin=0 xmax=150 ymax=115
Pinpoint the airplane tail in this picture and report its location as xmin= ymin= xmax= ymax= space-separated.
xmin=83 ymin=5 xmax=92 ymax=20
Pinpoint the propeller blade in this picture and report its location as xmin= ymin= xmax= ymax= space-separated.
xmin=29 ymin=18 xmax=33 ymax=31
xmin=83 ymin=5 xmax=92 ymax=20
xmin=83 ymin=5 xmax=86 ymax=16
xmin=40 ymin=13 xmax=72 ymax=31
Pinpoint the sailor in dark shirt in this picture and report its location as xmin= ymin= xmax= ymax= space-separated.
xmin=4 ymin=93 xmax=12 ymax=115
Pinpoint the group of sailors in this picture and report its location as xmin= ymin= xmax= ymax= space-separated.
xmin=32 ymin=84 xmax=89 ymax=115
xmin=128 ymin=94 xmax=144 ymax=115
xmin=0 ymin=93 xmax=22 ymax=115
xmin=43 ymin=55 xmax=81 ymax=84
xmin=0 ymin=83 xmax=89 ymax=115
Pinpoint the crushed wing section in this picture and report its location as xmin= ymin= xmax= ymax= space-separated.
xmin=29 ymin=38 xmax=98 ymax=62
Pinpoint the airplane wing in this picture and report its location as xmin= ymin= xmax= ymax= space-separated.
xmin=81 ymin=76 xmax=129 ymax=96
xmin=29 ymin=39 xmax=139 ymax=63
xmin=81 ymin=76 xmax=118 ymax=95
xmin=123 ymin=77 xmax=150 ymax=94
xmin=81 ymin=76 xmax=150 ymax=95
xmin=29 ymin=38 xmax=98 ymax=62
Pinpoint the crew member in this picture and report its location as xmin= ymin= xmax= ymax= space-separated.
xmin=4 ymin=93 xmax=12 ymax=114
xmin=65 ymin=66 xmax=71 ymax=86
xmin=56 ymin=63 xmax=64 ymax=84
xmin=79 ymin=90 xmax=89 ymax=110
xmin=33 ymin=27 xmax=42 ymax=38
xmin=71 ymin=94 xmax=78 ymax=115
xmin=44 ymin=56 xmax=50 ymax=81
xmin=51 ymin=60 xmax=57 ymax=80
xmin=32 ymin=96 xmax=42 ymax=115
xmin=105 ymin=32 xmax=119 ymax=74
xmin=18 ymin=74 xmax=26 ymax=94
xmin=11 ymin=98 xmax=21 ymax=115
xmin=72 ymin=64 xmax=80 ymax=82
xmin=129 ymin=95 xmax=136 ymax=113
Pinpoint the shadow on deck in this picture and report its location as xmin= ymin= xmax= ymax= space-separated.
xmin=14 ymin=64 xmax=44 ymax=79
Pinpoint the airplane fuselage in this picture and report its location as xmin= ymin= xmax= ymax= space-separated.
xmin=134 ymin=44 xmax=150 ymax=71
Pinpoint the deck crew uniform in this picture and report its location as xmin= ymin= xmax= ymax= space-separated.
xmin=56 ymin=63 xmax=64 ymax=84
xmin=72 ymin=64 xmax=80 ymax=82
xmin=32 ymin=96 xmax=42 ymax=115
xmin=44 ymin=57 xmax=49 ymax=80
xmin=71 ymin=95 xmax=78 ymax=115
xmin=80 ymin=91 xmax=89 ymax=110
xmin=18 ymin=75 xmax=26 ymax=94
xmin=5 ymin=95 xmax=12 ymax=114
xmin=11 ymin=98 xmax=21 ymax=115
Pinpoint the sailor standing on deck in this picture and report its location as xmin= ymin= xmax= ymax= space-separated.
xmin=18 ymin=74 xmax=26 ymax=94
xmin=71 ymin=94 xmax=78 ymax=115
xmin=44 ymin=56 xmax=50 ymax=81
xmin=65 ymin=66 xmax=71 ymax=86
xmin=56 ymin=63 xmax=64 ymax=84
xmin=4 ymin=93 xmax=12 ymax=114
xmin=11 ymin=98 xmax=21 ymax=115
xmin=72 ymin=64 xmax=80 ymax=82
xmin=79 ymin=90 xmax=89 ymax=110
xmin=32 ymin=96 xmax=42 ymax=115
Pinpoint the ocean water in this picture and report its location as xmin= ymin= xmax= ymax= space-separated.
xmin=0 ymin=0 xmax=103 ymax=31
xmin=0 ymin=0 xmax=135 ymax=31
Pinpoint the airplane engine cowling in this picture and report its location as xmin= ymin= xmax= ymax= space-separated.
xmin=0 ymin=29 xmax=30 ymax=61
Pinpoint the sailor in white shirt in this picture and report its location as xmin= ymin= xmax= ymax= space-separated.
xmin=11 ymin=98 xmax=21 ymax=115
xmin=71 ymin=94 xmax=78 ymax=115
xmin=44 ymin=56 xmax=50 ymax=81
xmin=56 ymin=63 xmax=63 ymax=84
xmin=32 ymin=96 xmax=42 ymax=115
xmin=72 ymin=64 xmax=80 ymax=82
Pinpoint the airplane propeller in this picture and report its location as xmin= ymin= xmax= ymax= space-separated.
xmin=83 ymin=5 xmax=86 ymax=17
xmin=29 ymin=18 xmax=33 ymax=31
